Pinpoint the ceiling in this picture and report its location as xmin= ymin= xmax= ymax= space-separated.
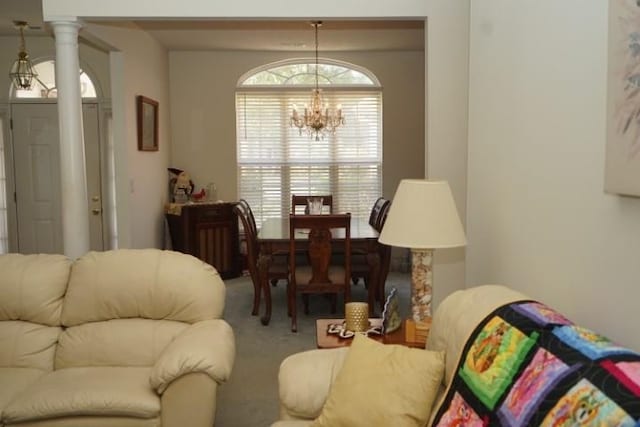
xmin=0 ymin=0 xmax=424 ymax=51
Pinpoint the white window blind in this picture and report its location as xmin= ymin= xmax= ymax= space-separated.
xmin=237 ymin=89 xmax=382 ymax=227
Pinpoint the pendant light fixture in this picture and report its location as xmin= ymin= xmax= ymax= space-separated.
xmin=9 ymin=21 xmax=38 ymax=90
xmin=290 ymin=21 xmax=345 ymax=141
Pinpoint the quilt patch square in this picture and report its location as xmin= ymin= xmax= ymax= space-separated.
xmin=511 ymin=302 xmax=573 ymax=327
xmin=497 ymin=348 xmax=580 ymax=426
xmin=542 ymin=378 xmax=636 ymax=426
xmin=434 ymin=392 xmax=484 ymax=427
xmin=459 ymin=316 xmax=538 ymax=410
xmin=553 ymin=325 xmax=639 ymax=360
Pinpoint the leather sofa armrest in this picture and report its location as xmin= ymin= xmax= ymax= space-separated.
xmin=150 ymin=319 xmax=235 ymax=394
xmin=278 ymin=347 xmax=349 ymax=421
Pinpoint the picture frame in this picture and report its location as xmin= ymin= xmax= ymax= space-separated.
xmin=136 ymin=95 xmax=159 ymax=152
xmin=604 ymin=0 xmax=640 ymax=196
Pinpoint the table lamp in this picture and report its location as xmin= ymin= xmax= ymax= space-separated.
xmin=379 ymin=179 xmax=466 ymax=324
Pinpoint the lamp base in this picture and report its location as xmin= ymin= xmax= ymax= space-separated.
xmin=410 ymin=248 xmax=434 ymax=322
xmin=404 ymin=318 xmax=432 ymax=346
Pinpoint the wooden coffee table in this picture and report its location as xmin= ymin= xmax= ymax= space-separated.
xmin=316 ymin=318 xmax=428 ymax=349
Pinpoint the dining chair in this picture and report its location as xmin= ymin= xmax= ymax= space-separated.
xmin=234 ymin=200 xmax=288 ymax=316
xmin=287 ymin=213 xmax=351 ymax=332
xmin=237 ymin=199 xmax=285 ymax=288
xmin=291 ymin=194 xmax=334 ymax=215
xmin=351 ymin=198 xmax=392 ymax=310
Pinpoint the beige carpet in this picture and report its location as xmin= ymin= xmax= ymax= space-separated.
xmin=214 ymin=272 xmax=411 ymax=427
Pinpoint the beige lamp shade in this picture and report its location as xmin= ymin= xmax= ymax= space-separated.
xmin=379 ymin=179 xmax=467 ymax=249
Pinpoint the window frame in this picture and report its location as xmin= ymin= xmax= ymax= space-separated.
xmin=236 ymin=59 xmax=382 ymax=227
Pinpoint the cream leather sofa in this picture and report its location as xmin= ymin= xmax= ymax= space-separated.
xmin=0 ymin=249 xmax=235 ymax=427
xmin=270 ymin=285 xmax=528 ymax=427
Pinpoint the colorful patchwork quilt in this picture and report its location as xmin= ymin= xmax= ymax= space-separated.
xmin=431 ymin=301 xmax=640 ymax=426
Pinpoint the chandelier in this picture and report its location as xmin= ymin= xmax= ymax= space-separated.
xmin=9 ymin=21 xmax=38 ymax=90
xmin=291 ymin=21 xmax=345 ymax=141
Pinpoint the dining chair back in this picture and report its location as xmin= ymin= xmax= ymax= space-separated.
xmin=237 ymin=199 xmax=257 ymax=237
xmin=368 ymin=197 xmax=391 ymax=231
xmin=234 ymin=199 xmax=287 ymax=316
xmin=288 ymin=213 xmax=351 ymax=332
xmin=291 ymin=194 xmax=334 ymax=215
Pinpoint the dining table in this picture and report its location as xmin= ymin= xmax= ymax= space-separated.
xmin=257 ymin=216 xmax=382 ymax=325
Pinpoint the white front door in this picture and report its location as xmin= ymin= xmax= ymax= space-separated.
xmin=10 ymin=103 xmax=103 ymax=254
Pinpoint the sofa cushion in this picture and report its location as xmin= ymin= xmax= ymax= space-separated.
xmin=62 ymin=249 xmax=225 ymax=326
xmin=0 ymin=367 xmax=47 ymax=421
xmin=0 ymin=321 xmax=62 ymax=371
xmin=55 ymin=319 xmax=188 ymax=369
xmin=3 ymin=367 xmax=160 ymax=423
xmin=311 ymin=334 xmax=445 ymax=427
xmin=0 ymin=254 xmax=70 ymax=326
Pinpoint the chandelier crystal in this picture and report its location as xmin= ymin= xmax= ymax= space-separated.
xmin=291 ymin=21 xmax=345 ymax=141
xmin=9 ymin=21 xmax=38 ymax=90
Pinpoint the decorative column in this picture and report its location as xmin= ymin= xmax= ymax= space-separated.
xmin=51 ymin=20 xmax=90 ymax=259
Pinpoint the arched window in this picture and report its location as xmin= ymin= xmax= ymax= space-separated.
xmin=236 ymin=59 xmax=382 ymax=225
xmin=240 ymin=60 xmax=379 ymax=86
xmin=12 ymin=59 xmax=97 ymax=99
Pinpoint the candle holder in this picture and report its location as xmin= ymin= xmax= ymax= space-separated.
xmin=345 ymin=302 xmax=369 ymax=332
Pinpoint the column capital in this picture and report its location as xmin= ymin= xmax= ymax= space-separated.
xmin=49 ymin=19 xmax=83 ymax=35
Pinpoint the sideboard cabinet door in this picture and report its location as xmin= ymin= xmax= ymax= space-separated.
xmin=166 ymin=202 xmax=241 ymax=279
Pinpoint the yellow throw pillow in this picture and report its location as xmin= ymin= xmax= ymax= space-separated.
xmin=311 ymin=334 xmax=445 ymax=427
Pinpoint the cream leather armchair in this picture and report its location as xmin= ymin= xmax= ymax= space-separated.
xmin=0 ymin=249 xmax=235 ymax=427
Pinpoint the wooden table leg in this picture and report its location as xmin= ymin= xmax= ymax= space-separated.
xmin=366 ymin=250 xmax=381 ymax=317
xmin=258 ymin=253 xmax=273 ymax=325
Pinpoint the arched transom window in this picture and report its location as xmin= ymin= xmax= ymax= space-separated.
xmin=12 ymin=60 xmax=97 ymax=99
xmin=240 ymin=60 xmax=378 ymax=86
xmin=236 ymin=59 xmax=382 ymax=225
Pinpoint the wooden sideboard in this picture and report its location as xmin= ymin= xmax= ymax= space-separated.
xmin=166 ymin=202 xmax=241 ymax=279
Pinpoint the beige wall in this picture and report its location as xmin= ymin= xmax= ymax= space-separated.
xmin=84 ymin=22 xmax=172 ymax=249
xmin=467 ymin=1 xmax=640 ymax=351
xmin=168 ymin=50 xmax=425 ymax=202
xmin=424 ymin=1 xmax=470 ymax=307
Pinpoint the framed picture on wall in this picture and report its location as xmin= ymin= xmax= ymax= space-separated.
xmin=605 ymin=0 xmax=640 ymax=196
xmin=136 ymin=95 xmax=159 ymax=152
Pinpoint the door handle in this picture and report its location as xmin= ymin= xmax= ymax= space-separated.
xmin=92 ymin=208 xmax=101 ymax=215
